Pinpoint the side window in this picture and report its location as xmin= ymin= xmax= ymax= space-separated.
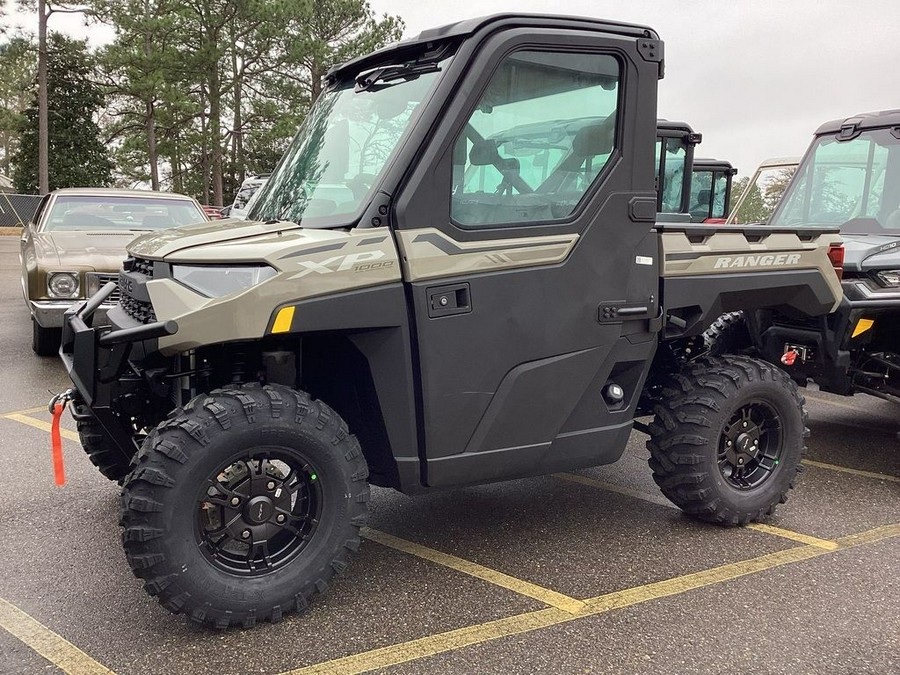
xmin=451 ymin=50 xmax=621 ymax=228
xmin=659 ymin=138 xmax=686 ymax=213
xmin=711 ymin=172 xmax=729 ymax=219
xmin=689 ymin=169 xmax=713 ymax=219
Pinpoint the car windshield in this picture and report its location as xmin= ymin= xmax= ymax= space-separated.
xmin=248 ymin=55 xmax=451 ymax=228
xmin=233 ymin=183 xmax=265 ymax=210
xmin=44 ymin=195 xmax=205 ymax=231
xmin=770 ymin=127 xmax=900 ymax=233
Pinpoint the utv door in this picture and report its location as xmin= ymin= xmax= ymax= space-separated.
xmin=395 ymin=28 xmax=662 ymax=487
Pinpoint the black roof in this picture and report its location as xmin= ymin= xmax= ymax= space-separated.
xmin=693 ymin=158 xmax=736 ymax=173
xmin=815 ymin=109 xmax=900 ymax=135
xmin=656 ymin=118 xmax=700 ymax=143
xmin=328 ymin=13 xmax=658 ymax=81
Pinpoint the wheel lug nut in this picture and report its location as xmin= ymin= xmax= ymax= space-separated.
xmin=241 ymin=529 xmax=251 ymax=539
xmin=266 ymin=481 xmax=276 ymax=490
xmin=726 ymin=440 xmax=732 ymax=447
xmin=276 ymin=514 xmax=286 ymax=523
xmin=742 ymin=422 xmax=748 ymax=428
xmin=738 ymin=458 xmax=744 ymax=464
xmin=230 ymin=497 xmax=240 ymax=506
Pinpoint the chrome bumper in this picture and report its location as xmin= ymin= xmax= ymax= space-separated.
xmin=30 ymin=300 xmax=114 ymax=328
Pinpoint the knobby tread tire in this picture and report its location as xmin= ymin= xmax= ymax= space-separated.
xmin=703 ymin=311 xmax=753 ymax=357
xmin=646 ymin=355 xmax=808 ymax=526
xmin=76 ymin=417 xmax=135 ymax=483
xmin=119 ymin=383 xmax=370 ymax=629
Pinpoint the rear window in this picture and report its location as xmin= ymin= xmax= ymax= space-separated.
xmin=44 ymin=195 xmax=206 ymax=231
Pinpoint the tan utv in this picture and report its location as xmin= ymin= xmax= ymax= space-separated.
xmin=59 ymin=14 xmax=844 ymax=628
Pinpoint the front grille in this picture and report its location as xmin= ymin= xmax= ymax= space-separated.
xmin=86 ymin=272 xmax=121 ymax=303
xmin=119 ymin=257 xmax=157 ymax=324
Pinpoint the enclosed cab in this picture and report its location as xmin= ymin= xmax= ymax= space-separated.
xmin=58 ymin=14 xmax=843 ymax=628
xmin=655 ymin=120 xmax=702 ymax=217
xmin=709 ymin=110 xmax=900 ymax=403
xmin=690 ymin=158 xmax=737 ymax=223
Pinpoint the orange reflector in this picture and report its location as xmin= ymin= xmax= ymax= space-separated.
xmin=851 ymin=318 xmax=874 ymax=338
xmin=272 ymin=306 xmax=295 ymax=333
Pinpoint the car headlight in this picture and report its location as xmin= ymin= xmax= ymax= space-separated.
xmin=47 ymin=272 xmax=80 ymax=298
xmin=874 ymin=270 xmax=900 ymax=288
xmin=172 ymin=264 xmax=277 ymax=298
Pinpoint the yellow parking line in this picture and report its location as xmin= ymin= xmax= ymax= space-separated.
xmin=746 ymin=523 xmax=839 ymax=550
xmin=0 ymin=405 xmax=48 ymax=417
xmin=803 ymin=459 xmax=900 ymax=484
xmin=285 ymin=522 xmax=900 ymax=675
xmin=0 ymin=597 xmax=114 ymax=674
xmin=4 ymin=413 xmax=80 ymax=442
xmin=552 ymin=472 xmax=675 ymax=509
xmin=362 ymin=528 xmax=586 ymax=614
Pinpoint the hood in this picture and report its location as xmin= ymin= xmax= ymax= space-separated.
xmin=840 ymin=233 xmax=900 ymax=272
xmin=128 ymin=218 xmax=304 ymax=259
xmin=34 ymin=230 xmax=142 ymax=271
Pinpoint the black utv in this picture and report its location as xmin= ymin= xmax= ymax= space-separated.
xmin=707 ymin=110 xmax=900 ymax=404
xmin=690 ymin=158 xmax=737 ymax=223
xmin=59 ymin=14 xmax=844 ymax=627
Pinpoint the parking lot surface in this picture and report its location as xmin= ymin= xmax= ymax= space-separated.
xmin=0 ymin=236 xmax=898 ymax=675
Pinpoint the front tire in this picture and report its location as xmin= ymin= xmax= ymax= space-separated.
xmin=120 ymin=384 xmax=369 ymax=628
xmin=647 ymin=355 xmax=807 ymax=525
xmin=32 ymin=318 xmax=60 ymax=356
xmin=72 ymin=401 xmax=136 ymax=483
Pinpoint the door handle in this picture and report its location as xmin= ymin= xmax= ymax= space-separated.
xmin=598 ymin=302 xmax=651 ymax=323
xmin=427 ymin=283 xmax=471 ymax=318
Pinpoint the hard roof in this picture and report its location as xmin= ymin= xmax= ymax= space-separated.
xmin=328 ymin=13 xmax=657 ymax=80
xmin=656 ymin=119 xmax=697 ymax=136
xmin=815 ymin=109 xmax=900 ymax=135
xmin=693 ymin=158 xmax=735 ymax=171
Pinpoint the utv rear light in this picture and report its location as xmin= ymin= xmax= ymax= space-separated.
xmin=703 ymin=218 xmax=727 ymax=224
xmin=827 ymin=244 xmax=844 ymax=280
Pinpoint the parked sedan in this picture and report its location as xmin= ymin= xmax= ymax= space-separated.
xmin=20 ymin=188 xmax=208 ymax=355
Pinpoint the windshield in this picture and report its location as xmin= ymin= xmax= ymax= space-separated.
xmin=248 ymin=56 xmax=450 ymax=227
xmin=44 ymin=195 xmax=205 ymax=231
xmin=656 ymin=137 xmax=688 ymax=213
xmin=232 ymin=182 xmax=266 ymax=210
xmin=770 ymin=128 xmax=900 ymax=233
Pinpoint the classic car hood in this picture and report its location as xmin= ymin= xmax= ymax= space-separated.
xmin=840 ymin=233 xmax=900 ymax=272
xmin=128 ymin=218 xmax=304 ymax=259
xmin=34 ymin=230 xmax=142 ymax=270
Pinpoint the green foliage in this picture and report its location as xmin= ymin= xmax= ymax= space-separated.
xmin=731 ymin=168 xmax=796 ymax=224
xmin=12 ymin=33 xmax=113 ymax=192
xmin=0 ymin=35 xmax=35 ymax=176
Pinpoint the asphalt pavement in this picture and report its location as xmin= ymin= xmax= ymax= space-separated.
xmin=0 ymin=236 xmax=897 ymax=675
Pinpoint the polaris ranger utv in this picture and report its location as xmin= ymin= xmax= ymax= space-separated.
xmin=59 ymin=14 xmax=844 ymax=628
xmin=690 ymin=158 xmax=737 ymax=223
xmin=706 ymin=110 xmax=900 ymax=404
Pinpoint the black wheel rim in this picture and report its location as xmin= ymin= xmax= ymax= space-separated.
xmin=196 ymin=448 xmax=322 ymax=576
xmin=718 ymin=399 xmax=784 ymax=490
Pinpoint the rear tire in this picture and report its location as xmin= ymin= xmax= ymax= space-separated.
xmin=72 ymin=401 xmax=135 ymax=483
xmin=647 ymin=355 xmax=807 ymax=525
xmin=703 ymin=311 xmax=753 ymax=357
xmin=120 ymin=383 xmax=369 ymax=628
xmin=32 ymin=319 xmax=60 ymax=357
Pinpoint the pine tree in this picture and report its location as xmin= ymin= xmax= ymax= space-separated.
xmin=12 ymin=33 xmax=113 ymax=193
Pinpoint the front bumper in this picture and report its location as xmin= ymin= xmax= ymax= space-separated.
xmin=31 ymin=299 xmax=114 ymax=328
xmin=61 ymin=282 xmax=178 ymax=413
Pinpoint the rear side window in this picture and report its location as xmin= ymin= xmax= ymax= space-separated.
xmin=451 ymin=50 xmax=621 ymax=228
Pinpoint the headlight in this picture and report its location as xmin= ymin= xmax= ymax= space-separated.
xmin=172 ymin=264 xmax=277 ymax=298
xmin=875 ymin=270 xmax=900 ymax=288
xmin=47 ymin=272 xmax=80 ymax=298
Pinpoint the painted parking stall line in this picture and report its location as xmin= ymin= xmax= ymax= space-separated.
xmin=284 ymin=522 xmax=900 ymax=675
xmin=3 ymin=412 xmax=80 ymax=442
xmin=0 ymin=597 xmax=115 ymax=675
xmin=803 ymin=459 xmax=900 ymax=484
xmin=363 ymin=528 xmax=586 ymax=614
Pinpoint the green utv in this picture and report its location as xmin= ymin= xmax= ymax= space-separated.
xmin=60 ymin=14 xmax=845 ymax=627
xmin=706 ymin=110 xmax=900 ymax=404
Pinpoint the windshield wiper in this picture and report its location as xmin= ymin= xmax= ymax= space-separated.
xmin=355 ymin=62 xmax=440 ymax=92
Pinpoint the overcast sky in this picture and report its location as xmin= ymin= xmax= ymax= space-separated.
xmin=10 ymin=0 xmax=900 ymax=178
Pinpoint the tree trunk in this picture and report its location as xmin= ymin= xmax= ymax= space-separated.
xmin=200 ymin=85 xmax=210 ymax=204
xmin=37 ymin=0 xmax=49 ymax=193
xmin=232 ymin=52 xmax=244 ymax=186
xmin=208 ymin=67 xmax=223 ymax=206
xmin=145 ymin=100 xmax=160 ymax=191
